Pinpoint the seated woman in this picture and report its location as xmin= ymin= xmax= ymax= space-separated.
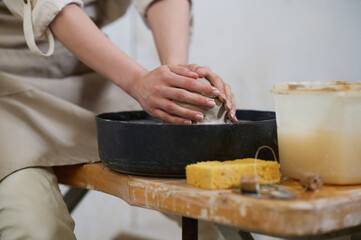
xmin=0 ymin=0 xmax=237 ymax=239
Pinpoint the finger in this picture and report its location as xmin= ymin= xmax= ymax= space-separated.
xmin=231 ymin=93 xmax=238 ymax=122
xmin=203 ymin=69 xmax=226 ymax=102
xmin=164 ymin=88 xmax=216 ymax=109
xmin=170 ymin=73 xmax=220 ymax=97
xmin=224 ymin=84 xmax=238 ymax=123
xmin=224 ymin=83 xmax=233 ymax=112
xmin=168 ymin=65 xmax=198 ymax=79
xmin=158 ymin=99 xmax=204 ymax=122
xmin=179 ymin=64 xmax=208 ymax=77
xmin=151 ymin=109 xmax=192 ymax=125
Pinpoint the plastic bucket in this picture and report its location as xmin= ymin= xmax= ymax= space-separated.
xmin=272 ymin=81 xmax=361 ymax=184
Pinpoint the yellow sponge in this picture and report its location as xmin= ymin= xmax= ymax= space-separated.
xmin=186 ymin=158 xmax=280 ymax=189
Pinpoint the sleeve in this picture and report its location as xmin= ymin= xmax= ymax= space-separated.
xmin=133 ymin=0 xmax=155 ymax=25
xmin=3 ymin=0 xmax=83 ymax=57
xmin=133 ymin=0 xmax=192 ymax=27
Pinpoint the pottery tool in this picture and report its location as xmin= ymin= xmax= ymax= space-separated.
xmin=234 ymin=184 xmax=297 ymax=199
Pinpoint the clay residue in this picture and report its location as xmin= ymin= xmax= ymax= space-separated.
xmin=273 ymin=81 xmax=361 ymax=95
xmin=288 ymin=84 xmax=305 ymax=90
xmin=175 ymin=78 xmax=228 ymax=125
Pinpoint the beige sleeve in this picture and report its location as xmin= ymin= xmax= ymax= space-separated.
xmin=3 ymin=0 xmax=83 ymax=56
xmin=133 ymin=0 xmax=155 ymax=24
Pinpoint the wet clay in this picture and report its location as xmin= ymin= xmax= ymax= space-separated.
xmin=176 ymin=78 xmax=227 ymax=124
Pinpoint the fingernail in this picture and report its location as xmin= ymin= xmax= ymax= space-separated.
xmin=195 ymin=113 xmax=204 ymax=121
xmin=189 ymin=71 xmax=198 ymax=77
xmin=226 ymin=101 xmax=232 ymax=110
xmin=207 ymin=99 xmax=215 ymax=108
xmin=212 ymin=88 xmax=220 ymax=96
xmin=221 ymin=94 xmax=227 ymax=101
xmin=184 ymin=120 xmax=192 ymax=125
xmin=232 ymin=110 xmax=238 ymax=121
xmin=197 ymin=68 xmax=207 ymax=75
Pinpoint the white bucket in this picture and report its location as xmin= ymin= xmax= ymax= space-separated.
xmin=272 ymin=81 xmax=361 ymax=184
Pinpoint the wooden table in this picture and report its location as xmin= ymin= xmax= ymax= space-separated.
xmin=53 ymin=163 xmax=361 ymax=240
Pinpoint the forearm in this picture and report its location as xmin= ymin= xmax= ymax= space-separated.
xmin=147 ymin=0 xmax=191 ymax=65
xmin=48 ymin=3 xmax=229 ymax=124
xmin=49 ymin=4 xmax=146 ymax=95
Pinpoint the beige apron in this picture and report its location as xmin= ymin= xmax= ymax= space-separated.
xmin=0 ymin=0 xmax=144 ymax=181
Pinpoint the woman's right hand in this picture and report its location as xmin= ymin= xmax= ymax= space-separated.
xmin=130 ymin=65 xmax=221 ymax=124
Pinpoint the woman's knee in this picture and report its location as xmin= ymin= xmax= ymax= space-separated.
xmin=0 ymin=167 xmax=76 ymax=240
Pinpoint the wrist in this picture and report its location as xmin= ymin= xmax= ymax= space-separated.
xmin=123 ymin=66 xmax=148 ymax=101
xmin=161 ymin=56 xmax=188 ymax=65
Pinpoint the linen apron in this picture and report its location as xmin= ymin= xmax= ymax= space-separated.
xmin=0 ymin=0 xmax=149 ymax=181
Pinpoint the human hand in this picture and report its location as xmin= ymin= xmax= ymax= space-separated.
xmin=130 ymin=65 xmax=222 ymax=124
xmin=179 ymin=64 xmax=238 ymax=123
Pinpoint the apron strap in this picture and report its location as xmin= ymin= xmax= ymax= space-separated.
xmin=23 ymin=0 xmax=55 ymax=57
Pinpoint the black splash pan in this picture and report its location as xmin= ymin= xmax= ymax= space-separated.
xmin=96 ymin=110 xmax=278 ymax=177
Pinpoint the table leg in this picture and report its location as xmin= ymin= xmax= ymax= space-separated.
xmin=182 ymin=217 xmax=198 ymax=240
xmin=63 ymin=187 xmax=89 ymax=213
xmin=351 ymin=232 xmax=361 ymax=240
xmin=238 ymin=231 xmax=254 ymax=240
xmin=216 ymin=224 xmax=254 ymax=240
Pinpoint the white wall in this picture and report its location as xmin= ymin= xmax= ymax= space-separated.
xmin=106 ymin=0 xmax=361 ymax=111
xmin=188 ymin=0 xmax=361 ymax=110
xmin=69 ymin=1 xmax=361 ymax=239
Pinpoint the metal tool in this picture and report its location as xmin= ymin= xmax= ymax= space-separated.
xmin=234 ymin=184 xmax=297 ymax=199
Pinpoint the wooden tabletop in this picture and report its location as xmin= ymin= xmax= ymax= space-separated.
xmin=53 ymin=163 xmax=361 ymax=238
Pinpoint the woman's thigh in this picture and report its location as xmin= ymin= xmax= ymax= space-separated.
xmin=0 ymin=167 xmax=76 ymax=240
